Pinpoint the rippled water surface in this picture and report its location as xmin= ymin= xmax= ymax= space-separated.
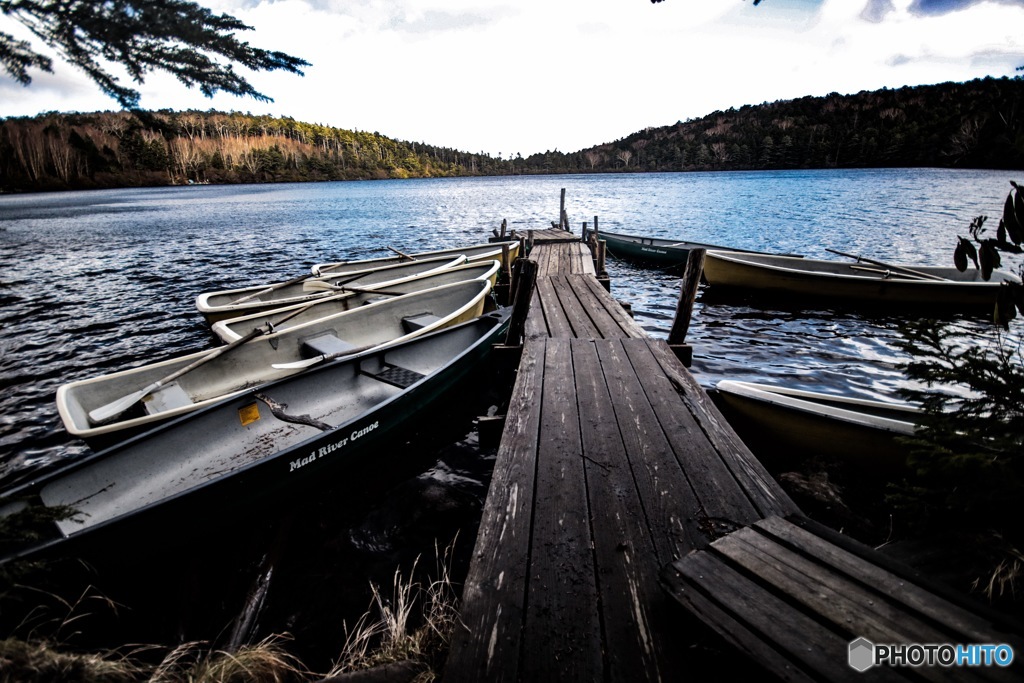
xmin=2 ymin=168 xmax=1023 ymax=482
xmin=3 ymin=168 xmax=1024 ymax=662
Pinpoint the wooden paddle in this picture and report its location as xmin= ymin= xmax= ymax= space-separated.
xmin=230 ymin=272 xmax=314 ymax=305
xmin=301 ymin=281 xmax=407 ymax=296
xmin=849 ymin=265 xmax=934 ymax=281
xmin=88 ymin=325 xmax=269 ymax=424
xmin=387 ymin=246 xmax=417 ymax=260
xmin=271 ymin=341 xmax=379 ymax=370
xmin=825 ymin=248 xmax=949 ymax=282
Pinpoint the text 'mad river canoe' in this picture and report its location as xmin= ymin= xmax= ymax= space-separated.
xmin=702 ymin=250 xmax=1022 ymax=311
xmin=59 ymin=279 xmax=492 ymax=448
xmin=1 ymin=309 xmax=511 ymax=565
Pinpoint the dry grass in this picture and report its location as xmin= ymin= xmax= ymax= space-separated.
xmin=329 ymin=539 xmax=461 ymax=681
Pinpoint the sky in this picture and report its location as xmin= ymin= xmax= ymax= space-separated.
xmin=3 ymin=0 xmax=1024 ymax=157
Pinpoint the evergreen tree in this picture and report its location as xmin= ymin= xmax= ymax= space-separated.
xmin=0 ymin=0 xmax=308 ymax=108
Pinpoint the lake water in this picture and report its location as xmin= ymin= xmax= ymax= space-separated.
xmin=1 ymin=168 xmax=1022 ymax=663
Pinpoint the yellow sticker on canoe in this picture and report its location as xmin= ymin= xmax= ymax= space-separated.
xmin=239 ymin=403 xmax=260 ymax=426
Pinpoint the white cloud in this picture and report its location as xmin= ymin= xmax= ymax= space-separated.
xmin=3 ymin=0 xmax=1023 ymax=155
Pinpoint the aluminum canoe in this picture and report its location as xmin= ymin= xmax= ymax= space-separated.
xmin=702 ymin=250 xmax=1021 ymax=310
xmin=312 ymin=240 xmax=520 ymax=277
xmin=210 ymin=260 xmax=500 ymax=343
xmin=196 ymin=254 xmax=466 ymax=325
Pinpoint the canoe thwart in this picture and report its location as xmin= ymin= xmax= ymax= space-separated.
xmin=300 ymin=333 xmax=357 ymax=359
xmin=401 ymin=312 xmax=442 ymax=333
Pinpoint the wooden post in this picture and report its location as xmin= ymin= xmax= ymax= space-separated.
xmin=597 ymin=239 xmax=607 ymax=276
xmin=559 ymin=188 xmax=566 ymax=230
xmin=594 ymin=215 xmax=599 ymax=238
xmin=500 ymin=218 xmax=507 ymax=238
xmin=527 ymin=229 xmax=535 ymax=253
xmin=667 ymin=248 xmax=705 ymax=367
xmin=505 ymin=259 xmax=537 ymax=347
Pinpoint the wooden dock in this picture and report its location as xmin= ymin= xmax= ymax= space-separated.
xmin=445 ymin=233 xmax=800 ymax=681
xmin=445 ymin=228 xmax=1024 ymax=682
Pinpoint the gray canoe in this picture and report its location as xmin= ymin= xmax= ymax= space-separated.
xmin=59 ymin=279 xmax=492 ymax=447
xmin=211 ymin=260 xmax=500 ymax=343
xmin=4 ymin=309 xmax=511 ymax=564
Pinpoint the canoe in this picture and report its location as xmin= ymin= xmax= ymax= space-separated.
xmin=58 ymin=279 xmax=493 ymax=448
xmin=312 ymin=240 xmax=520 ymax=277
xmin=211 ymin=260 xmax=502 ymax=343
xmin=196 ymin=254 xmax=466 ymax=325
xmin=3 ymin=309 xmax=511 ymax=564
xmin=582 ymin=227 xmax=764 ymax=269
xmin=712 ymin=379 xmax=921 ymax=469
xmin=702 ymin=250 xmax=1022 ymax=310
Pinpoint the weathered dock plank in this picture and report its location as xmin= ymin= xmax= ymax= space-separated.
xmin=661 ymin=515 xmax=1024 ymax=683
xmin=445 ymin=334 xmax=798 ymax=681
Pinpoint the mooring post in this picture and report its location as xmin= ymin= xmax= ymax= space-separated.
xmin=559 ymin=188 xmax=566 ymax=230
xmin=527 ymin=229 xmax=535 ymax=253
xmin=597 ymin=239 xmax=610 ymax=291
xmin=505 ymin=259 xmax=537 ymax=347
xmin=667 ymin=248 xmax=705 ymax=367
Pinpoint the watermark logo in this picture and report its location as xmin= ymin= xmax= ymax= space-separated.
xmin=849 ymin=638 xmax=1015 ymax=671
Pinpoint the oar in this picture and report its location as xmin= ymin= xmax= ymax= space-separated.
xmin=301 ymin=269 xmax=389 ymax=292
xmin=230 ymin=272 xmax=315 ymax=305
xmin=88 ymin=325 xmax=269 ymax=424
xmin=387 ymin=246 xmax=418 ymax=261
xmin=271 ymin=342 xmax=379 ymax=370
xmin=825 ymin=248 xmax=949 ymax=282
xmin=848 ymin=264 xmax=934 ymax=281
xmin=301 ymin=281 xmax=408 ymax=296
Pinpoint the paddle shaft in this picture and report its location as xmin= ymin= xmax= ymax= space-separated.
xmin=825 ymin=248 xmax=948 ymax=282
xmin=272 ymin=341 xmax=380 ymax=369
xmin=387 ymin=246 xmax=417 ymax=260
xmin=230 ymin=272 xmax=314 ymax=305
xmin=849 ymin=264 xmax=933 ymax=281
xmin=88 ymin=325 xmax=268 ymax=423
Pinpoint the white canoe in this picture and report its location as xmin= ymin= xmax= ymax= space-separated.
xmin=713 ymin=379 xmax=921 ymax=468
xmin=196 ymin=254 xmax=466 ymax=325
xmin=312 ymin=240 xmax=520 ymax=277
xmin=210 ymin=260 xmax=501 ymax=343
xmin=59 ymin=279 xmax=492 ymax=448
xmin=702 ymin=250 xmax=1021 ymax=311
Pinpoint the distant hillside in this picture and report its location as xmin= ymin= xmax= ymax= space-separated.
xmin=0 ymin=110 xmax=504 ymax=191
xmin=2 ymin=76 xmax=1023 ymax=192
xmin=517 ymin=76 xmax=1024 ymax=174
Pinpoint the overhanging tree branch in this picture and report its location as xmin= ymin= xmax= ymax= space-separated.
xmin=0 ymin=0 xmax=309 ymax=108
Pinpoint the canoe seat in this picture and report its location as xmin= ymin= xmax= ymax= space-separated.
xmin=300 ymin=333 xmax=356 ymax=359
xmin=401 ymin=312 xmax=442 ymax=333
xmin=367 ymin=364 xmax=426 ymax=389
xmin=142 ymin=381 xmax=192 ymax=414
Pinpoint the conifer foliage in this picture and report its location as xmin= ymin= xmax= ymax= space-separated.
xmin=0 ymin=0 xmax=308 ymax=108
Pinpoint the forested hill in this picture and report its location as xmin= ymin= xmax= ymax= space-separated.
xmin=2 ymin=76 xmax=1023 ymax=192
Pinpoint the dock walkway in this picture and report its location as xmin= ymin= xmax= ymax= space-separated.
xmin=444 ymin=234 xmax=799 ymax=681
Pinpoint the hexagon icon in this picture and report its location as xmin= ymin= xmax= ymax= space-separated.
xmin=849 ymin=637 xmax=875 ymax=672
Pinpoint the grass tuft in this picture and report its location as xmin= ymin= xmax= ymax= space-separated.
xmin=329 ymin=538 xmax=461 ymax=680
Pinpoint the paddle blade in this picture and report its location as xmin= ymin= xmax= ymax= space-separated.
xmin=271 ymin=357 xmax=323 ymax=370
xmin=302 ymin=280 xmax=338 ymax=292
xmin=88 ymin=386 xmax=150 ymax=424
